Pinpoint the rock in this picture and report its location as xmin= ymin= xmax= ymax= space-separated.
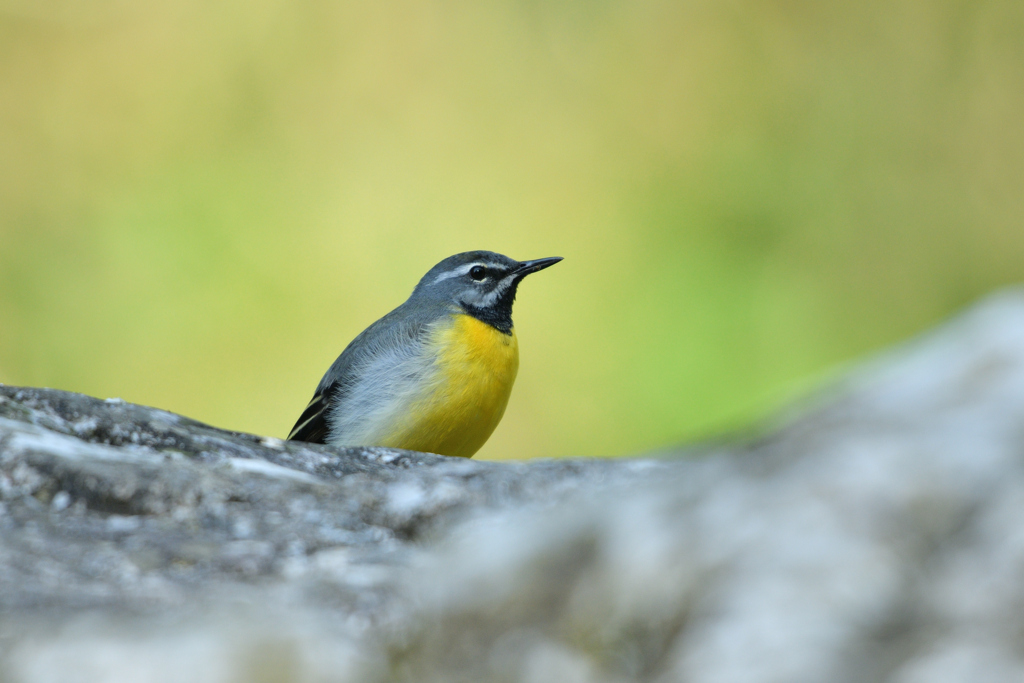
xmin=3 ymin=290 xmax=1024 ymax=682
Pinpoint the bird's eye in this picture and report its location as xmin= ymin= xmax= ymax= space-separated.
xmin=469 ymin=266 xmax=487 ymax=281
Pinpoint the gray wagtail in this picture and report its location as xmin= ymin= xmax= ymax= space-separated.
xmin=287 ymin=251 xmax=562 ymax=457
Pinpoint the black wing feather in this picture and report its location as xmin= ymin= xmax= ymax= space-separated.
xmin=287 ymin=391 xmax=332 ymax=443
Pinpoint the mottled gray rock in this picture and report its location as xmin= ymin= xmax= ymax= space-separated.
xmin=4 ymin=291 xmax=1024 ymax=683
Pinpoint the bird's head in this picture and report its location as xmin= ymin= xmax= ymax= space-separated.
xmin=413 ymin=251 xmax=562 ymax=333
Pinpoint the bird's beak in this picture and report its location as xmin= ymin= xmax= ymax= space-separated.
xmin=515 ymin=257 xmax=563 ymax=276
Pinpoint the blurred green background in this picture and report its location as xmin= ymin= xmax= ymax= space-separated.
xmin=1 ymin=0 xmax=1022 ymax=460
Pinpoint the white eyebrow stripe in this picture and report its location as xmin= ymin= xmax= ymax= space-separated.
xmin=431 ymin=261 xmax=504 ymax=284
xmin=431 ymin=263 xmax=479 ymax=284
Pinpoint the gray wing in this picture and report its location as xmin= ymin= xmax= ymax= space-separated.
xmin=286 ymin=303 xmax=435 ymax=444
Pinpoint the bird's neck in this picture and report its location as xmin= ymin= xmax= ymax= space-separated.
xmin=461 ymin=286 xmax=518 ymax=335
xmin=462 ymin=303 xmax=514 ymax=335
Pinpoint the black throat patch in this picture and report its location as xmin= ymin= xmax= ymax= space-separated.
xmin=462 ymin=284 xmax=518 ymax=335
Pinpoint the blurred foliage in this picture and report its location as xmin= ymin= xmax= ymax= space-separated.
xmin=1 ymin=0 xmax=1023 ymax=459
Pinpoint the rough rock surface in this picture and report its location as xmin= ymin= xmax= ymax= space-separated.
xmin=4 ymin=291 xmax=1024 ymax=682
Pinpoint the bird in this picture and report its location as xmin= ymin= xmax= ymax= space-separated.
xmin=287 ymin=251 xmax=562 ymax=458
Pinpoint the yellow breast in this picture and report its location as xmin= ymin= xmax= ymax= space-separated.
xmin=377 ymin=314 xmax=519 ymax=458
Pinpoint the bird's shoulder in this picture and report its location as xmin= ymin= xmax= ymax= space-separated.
xmin=286 ymin=300 xmax=453 ymax=443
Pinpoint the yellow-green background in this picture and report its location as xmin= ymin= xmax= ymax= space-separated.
xmin=1 ymin=0 xmax=1022 ymax=460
